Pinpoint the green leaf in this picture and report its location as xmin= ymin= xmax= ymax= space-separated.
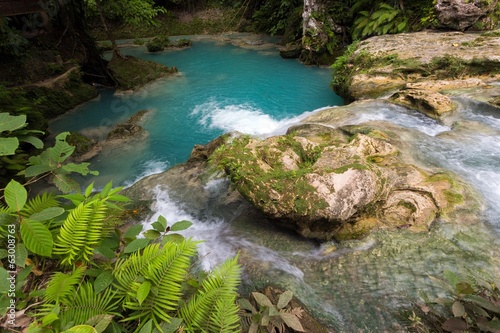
xmin=456 ymin=282 xmax=474 ymax=295
xmin=280 ymin=312 xmax=305 ymax=332
xmin=152 ymin=318 xmax=182 ymax=333
xmin=15 ymin=243 xmax=28 ymax=267
xmin=0 ymin=267 xmax=10 ymax=293
xmin=444 ymin=270 xmax=461 ymax=289
xmin=19 ymin=135 xmax=43 ymax=149
xmin=143 ymin=229 xmax=161 ymax=240
xmin=138 ymin=319 xmax=153 ymax=333
xmin=0 ymin=249 xmax=7 ymax=259
xmin=151 ymin=221 xmax=165 ymax=233
xmin=53 ymin=173 xmax=80 ymax=194
xmin=252 ymin=292 xmax=274 ymax=308
xmin=463 ymin=294 xmax=500 ymax=313
xmin=157 ymin=215 xmax=167 ymax=229
xmin=29 ymin=289 xmax=45 ymax=298
xmin=464 ymin=302 xmax=490 ymax=318
xmin=62 ymin=163 xmax=97 ymax=176
xmin=5 ymin=180 xmax=27 ymax=212
xmin=0 ymin=137 xmax=19 ymax=156
xmin=137 ymin=281 xmax=151 ymax=305
xmin=170 ymin=220 xmax=192 ymax=232
xmin=24 ymin=164 xmax=53 ymax=178
xmin=238 ymin=298 xmax=257 ymax=313
xmin=123 ymin=238 xmax=150 ymax=253
xmin=85 ymin=314 xmax=114 ymax=333
xmin=85 ymin=183 xmax=94 ymax=198
xmin=20 ymin=219 xmax=53 ymax=256
xmin=0 ymin=212 xmax=17 ymax=226
xmin=42 ymin=313 xmax=59 ymax=326
xmin=94 ymin=271 xmax=114 ymax=294
xmin=62 ymin=325 xmax=98 ymax=333
xmin=452 ymin=301 xmax=465 ymax=317
xmin=277 ymin=290 xmax=293 ymax=309
xmin=124 ymin=224 xmax=143 ymax=240
xmin=100 ymin=182 xmax=113 ymax=198
xmin=162 ymin=233 xmax=185 ymax=244
xmin=0 ymin=113 xmax=26 ymax=132
xmin=29 ymin=207 xmax=65 ymax=222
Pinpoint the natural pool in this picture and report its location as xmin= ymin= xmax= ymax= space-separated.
xmin=50 ymin=34 xmax=500 ymax=331
xmin=50 ymin=34 xmax=342 ymax=187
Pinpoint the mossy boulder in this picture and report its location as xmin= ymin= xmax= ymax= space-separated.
xmin=211 ymin=125 xmax=475 ymax=240
xmin=107 ymin=109 xmax=149 ymax=141
xmin=107 ymin=55 xmax=178 ymax=91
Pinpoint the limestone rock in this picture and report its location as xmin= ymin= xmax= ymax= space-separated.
xmin=435 ymin=0 xmax=499 ymax=31
xmin=107 ymin=109 xmax=149 ymax=141
xmin=279 ymin=44 xmax=302 ymax=59
xmin=212 ymin=127 xmax=471 ymax=240
xmin=389 ymin=88 xmax=455 ymax=119
xmin=350 ymin=74 xmax=406 ymax=100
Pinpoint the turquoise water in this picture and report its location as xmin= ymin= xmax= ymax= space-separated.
xmin=50 ymin=36 xmax=342 ymax=186
xmin=48 ymin=37 xmax=500 ymax=331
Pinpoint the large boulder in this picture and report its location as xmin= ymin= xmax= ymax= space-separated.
xmin=211 ymin=124 xmax=474 ymax=240
xmin=435 ymin=0 xmax=499 ymax=31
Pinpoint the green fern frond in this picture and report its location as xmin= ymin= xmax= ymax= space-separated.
xmin=20 ymin=192 xmax=59 ymax=218
xmin=59 ymin=282 xmax=120 ymax=328
xmin=207 ymin=297 xmax=240 ymax=333
xmin=54 ymin=202 xmax=92 ymax=265
xmin=179 ymin=256 xmax=241 ymax=333
xmin=53 ymin=198 xmax=111 ymax=265
xmin=44 ymin=266 xmax=86 ymax=303
xmin=113 ymin=243 xmax=165 ymax=297
xmin=83 ymin=201 xmax=109 ymax=262
xmin=116 ymin=240 xmax=198 ymax=332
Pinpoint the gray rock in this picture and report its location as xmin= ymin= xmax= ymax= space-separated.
xmin=435 ymin=0 xmax=499 ymax=31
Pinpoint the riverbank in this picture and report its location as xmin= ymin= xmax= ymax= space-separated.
xmin=120 ymin=29 xmax=500 ymax=331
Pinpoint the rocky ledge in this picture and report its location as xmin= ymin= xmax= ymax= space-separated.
xmin=335 ymin=30 xmax=500 ymax=119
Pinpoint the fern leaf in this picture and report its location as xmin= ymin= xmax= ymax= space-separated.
xmin=59 ymin=282 xmax=120 ymax=328
xmin=82 ymin=201 xmax=108 ymax=262
xmin=119 ymin=240 xmax=198 ymax=331
xmin=54 ymin=202 xmax=92 ymax=265
xmin=207 ymin=297 xmax=240 ymax=333
xmin=45 ymin=266 xmax=86 ymax=303
xmin=179 ymin=256 xmax=241 ymax=332
xmin=113 ymin=243 xmax=165 ymax=297
xmin=20 ymin=192 xmax=59 ymax=218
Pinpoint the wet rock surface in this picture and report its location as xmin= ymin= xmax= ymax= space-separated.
xmin=210 ymin=120 xmax=476 ymax=240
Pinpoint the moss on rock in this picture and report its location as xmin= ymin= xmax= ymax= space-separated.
xmin=107 ymin=55 xmax=178 ymax=91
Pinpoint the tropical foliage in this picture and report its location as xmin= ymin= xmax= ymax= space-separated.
xmin=0 ymin=127 xmax=243 ymax=332
xmin=351 ymin=3 xmax=408 ymax=39
xmin=409 ymin=270 xmax=500 ymax=332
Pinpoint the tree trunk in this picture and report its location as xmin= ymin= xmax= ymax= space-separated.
xmin=94 ymin=0 xmax=122 ymax=58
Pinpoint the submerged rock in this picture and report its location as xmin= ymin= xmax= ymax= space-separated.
xmin=389 ymin=88 xmax=455 ymax=119
xmin=210 ymin=121 xmax=476 ymax=240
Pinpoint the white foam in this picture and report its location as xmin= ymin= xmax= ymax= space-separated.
xmin=124 ymin=159 xmax=170 ymax=188
xmin=192 ymin=99 xmax=316 ymax=137
xmin=353 ymin=106 xmax=450 ymax=136
xmin=143 ymin=187 xmax=234 ymax=270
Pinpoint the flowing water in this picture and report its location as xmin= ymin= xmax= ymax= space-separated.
xmin=49 ymin=35 xmax=500 ymax=331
